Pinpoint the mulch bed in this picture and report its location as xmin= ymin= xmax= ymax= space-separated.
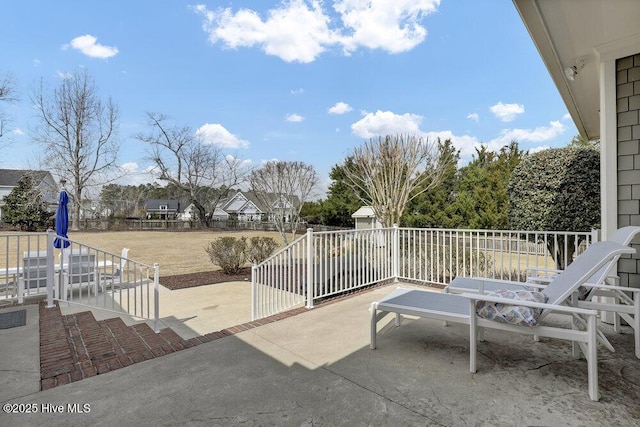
xmin=160 ymin=267 xmax=252 ymax=290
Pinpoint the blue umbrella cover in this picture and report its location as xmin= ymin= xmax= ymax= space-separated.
xmin=53 ymin=189 xmax=70 ymax=249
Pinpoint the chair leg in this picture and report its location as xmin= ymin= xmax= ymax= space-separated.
xmin=370 ymin=303 xmax=377 ymax=350
xmin=613 ymin=293 xmax=622 ymax=333
xmin=587 ymin=314 xmax=599 ymax=401
xmin=17 ymin=279 xmax=24 ymax=304
xmin=469 ymin=299 xmax=477 ymax=373
xmin=443 ymin=288 xmax=450 ymax=327
xmin=634 ymin=296 xmax=640 ymax=359
xmin=571 ymin=315 xmax=580 ymax=359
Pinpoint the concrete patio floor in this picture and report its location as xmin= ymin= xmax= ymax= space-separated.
xmin=2 ymin=283 xmax=640 ymax=426
xmin=56 ymin=280 xmax=257 ymax=339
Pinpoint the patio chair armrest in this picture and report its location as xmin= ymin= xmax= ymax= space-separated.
xmin=579 ymin=282 xmax=640 ymax=293
xmin=459 ymin=293 xmax=599 ymax=316
xmin=527 ymin=266 xmax=562 ymax=275
xmin=526 ymin=276 xmax=553 ymax=284
xmin=446 ymin=279 xmax=547 ymax=292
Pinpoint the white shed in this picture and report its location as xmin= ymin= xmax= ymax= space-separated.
xmin=351 ymin=206 xmax=383 ymax=230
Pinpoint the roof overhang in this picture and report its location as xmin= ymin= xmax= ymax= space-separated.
xmin=513 ymin=0 xmax=640 ymax=141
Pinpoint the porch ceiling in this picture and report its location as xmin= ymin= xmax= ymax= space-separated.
xmin=513 ymin=0 xmax=640 ymax=141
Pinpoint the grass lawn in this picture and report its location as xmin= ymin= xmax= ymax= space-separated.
xmin=56 ymin=230 xmax=286 ymax=277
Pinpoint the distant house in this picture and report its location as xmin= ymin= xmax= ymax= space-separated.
xmin=145 ymin=199 xmax=180 ymax=220
xmin=177 ymin=203 xmax=197 ymax=221
xmin=213 ymin=190 xmax=298 ymax=223
xmin=0 ymin=169 xmax=58 ymax=221
xmin=351 ymin=206 xmax=383 ymax=230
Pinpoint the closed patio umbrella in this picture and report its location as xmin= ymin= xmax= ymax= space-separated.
xmin=53 ymin=189 xmax=70 ymax=249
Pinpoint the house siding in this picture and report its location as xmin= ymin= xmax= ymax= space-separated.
xmin=617 ymin=53 xmax=640 ymax=287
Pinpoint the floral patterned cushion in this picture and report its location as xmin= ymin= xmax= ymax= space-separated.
xmin=475 ymin=289 xmax=548 ymax=327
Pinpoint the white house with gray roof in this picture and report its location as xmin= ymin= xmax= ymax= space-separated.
xmin=0 ymin=169 xmax=58 ymax=221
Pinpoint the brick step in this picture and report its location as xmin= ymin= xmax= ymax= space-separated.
xmin=130 ymin=323 xmax=175 ymax=357
xmin=40 ymin=300 xmax=285 ymax=391
xmin=158 ymin=327 xmax=197 ymax=351
xmin=64 ymin=311 xmax=123 ymax=376
xmin=100 ymin=317 xmax=154 ymax=365
xmin=39 ymin=303 xmax=76 ymax=382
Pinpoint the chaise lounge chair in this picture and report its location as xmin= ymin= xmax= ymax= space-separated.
xmin=445 ymin=226 xmax=640 ymax=358
xmin=369 ymin=241 xmax=635 ymax=401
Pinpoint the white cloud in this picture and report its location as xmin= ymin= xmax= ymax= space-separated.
xmin=490 ymin=102 xmax=525 ymax=122
xmin=56 ymin=71 xmax=72 ymax=79
xmin=225 ymin=154 xmax=253 ymax=169
xmin=114 ymin=163 xmax=158 ymax=186
xmin=33 ymin=59 xmax=41 ymax=67
xmin=351 ymin=110 xmax=423 ymax=138
xmin=261 ymin=158 xmax=280 ymax=165
xmin=285 ymin=113 xmax=304 ymax=122
xmin=350 ymin=108 xmax=566 ymax=166
xmin=63 ymin=35 xmax=119 ymax=59
xmin=193 ymin=0 xmax=440 ymax=63
xmin=328 ymin=101 xmax=352 ymax=115
xmin=420 ymin=130 xmax=480 ymax=159
xmin=195 ymin=123 xmax=249 ymax=148
xmin=529 ymin=145 xmax=551 ymax=154
xmin=466 ymin=112 xmax=479 ymax=122
xmin=333 ymin=0 xmax=439 ymax=54
xmin=488 ymin=120 xmax=566 ymax=148
xmin=290 ymin=88 xmax=304 ymax=95
xmin=119 ymin=162 xmax=141 ymax=173
xmin=440 ymin=119 xmax=566 ymax=162
xmin=562 ymin=113 xmax=572 ymax=121
xmin=11 ymin=128 xmax=24 ymax=136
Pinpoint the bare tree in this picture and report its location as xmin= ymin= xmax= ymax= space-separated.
xmin=342 ymin=134 xmax=449 ymax=227
xmin=0 ymin=72 xmax=18 ymax=140
xmin=31 ymin=69 xmax=120 ymax=230
xmin=249 ymin=161 xmax=319 ymax=244
xmin=138 ymin=112 xmax=249 ymax=227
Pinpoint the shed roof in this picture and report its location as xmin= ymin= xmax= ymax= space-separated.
xmin=351 ymin=206 xmax=376 ymax=218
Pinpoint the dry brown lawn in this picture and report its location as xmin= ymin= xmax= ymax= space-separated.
xmin=69 ymin=230 xmax=286 ymax=276
xmin=0 ymin=230 xmax=284 ymax=277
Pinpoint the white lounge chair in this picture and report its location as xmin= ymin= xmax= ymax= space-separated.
xmin=100 ymin=248 xmax=130 ymax=291
xmin=445 ymin=226 xmax=640 ymax=358
xmin=61 ymin=251 xmax=97 ymax=299
xmin=17 ymin=251 xmax=55 ymax=301
xmin=526 ymin=226 xmax=640 ymax=291
xmin=370 ymin=241 xmax=635 ymax=401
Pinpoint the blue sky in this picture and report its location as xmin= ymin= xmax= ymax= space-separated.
xmin=0 ymin=0 xmax=577 ymax=195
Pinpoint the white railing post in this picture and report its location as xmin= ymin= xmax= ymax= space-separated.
xmin=251 ymin=263 xmax=257 ymax=320
xmin=46 ymin=229 xmax=55 ymax=308
xmin=392 ymin=224 xmax=399 ymax=282
xmin=153 ymin=263 xmax=160 ymax=332
xmin=305 ymin=228 xmax=314 ymax=309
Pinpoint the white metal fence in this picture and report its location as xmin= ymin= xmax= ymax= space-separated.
xmin=0 ymin=230 xmax=160 ymax=331
xmin=252 ymin=227 xmax=598 ymax=320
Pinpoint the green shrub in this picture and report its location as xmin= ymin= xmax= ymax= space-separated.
xmin=247 ymin=237 xmax=278 ymax=264
xmin=508 ymin=146 xmax=600 ymax=268
xmin=204 ymin=237 xmax=247 ymax=275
